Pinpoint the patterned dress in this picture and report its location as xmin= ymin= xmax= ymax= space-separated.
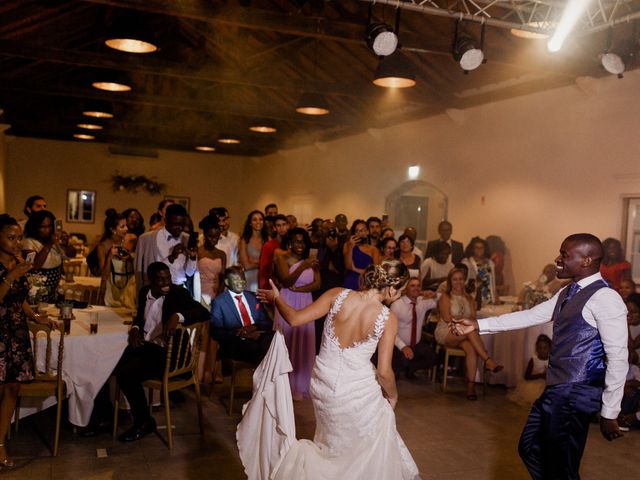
xmin=0 ymin=263 xmax=34 ymax=383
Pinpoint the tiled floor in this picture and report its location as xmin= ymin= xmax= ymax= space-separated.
xmin=4 ymin=372 xmax=640 ymax=479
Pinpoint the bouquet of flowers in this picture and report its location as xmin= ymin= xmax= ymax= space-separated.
xmin=26 ymin=273 xmax=49 ymax=304
xmin=521 ymin=281 xmax=552 ymax=309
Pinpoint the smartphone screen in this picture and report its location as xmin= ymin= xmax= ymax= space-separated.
xmin=25 ymin=252 xmax=36 ymax=263
xmin=309 ymin=248 xmax=318 ymax=260
xmin=55 ymin=219 xmax=63 ymax=232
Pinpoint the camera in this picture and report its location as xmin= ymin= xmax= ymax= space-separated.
xmin=328 ymin=228 xmax=337 ymax=238
xmin=116 ymin=246 xmax=129 ymax=257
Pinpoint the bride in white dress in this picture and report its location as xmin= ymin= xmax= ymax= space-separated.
xmin=254 ymin=259 xmax=420 ymax=479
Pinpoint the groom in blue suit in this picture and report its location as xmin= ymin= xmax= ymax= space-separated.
xmin=210 ymin=266 xmax=274 ymax=364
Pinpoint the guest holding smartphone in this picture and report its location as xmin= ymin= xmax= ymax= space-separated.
xmin=344 ymin=219 xmax=379 ymax=290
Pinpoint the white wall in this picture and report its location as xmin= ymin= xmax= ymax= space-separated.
xmin=242 ymin=71 xmax=640 ymax=290
xmin=5 ymin=138 xmax=250 ymax=242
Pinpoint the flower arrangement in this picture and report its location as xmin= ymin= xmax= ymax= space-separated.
xmin=111 ymin=173 xmax=165 ymax=195
xmin=521 ymin=281 xmax=552 ymax=309
xmin=26 ymin=273 xmax=48 ymax=304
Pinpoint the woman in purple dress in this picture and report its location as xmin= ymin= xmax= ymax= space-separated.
xmin=344 ymin=219 xmax=380 ymax=290
xmin=274 ymin=228 xmax=321 ymax=400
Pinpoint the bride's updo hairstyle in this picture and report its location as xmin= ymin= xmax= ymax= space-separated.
xmin=362 ymin=259 xmax=409 ymax=291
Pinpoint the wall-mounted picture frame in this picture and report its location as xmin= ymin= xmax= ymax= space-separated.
xmin=164 ymin=195 xmax=190 ymax=213
xmin=67 ymin=189 xmax=96 ymax=223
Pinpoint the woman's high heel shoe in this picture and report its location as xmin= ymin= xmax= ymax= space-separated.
xmin=0 ymin=445 xmax=14 ymax=468
xmin=466 ymin=382 xmax=477 ymax=401
xmin=485 ymin=357 xmax=504 ymax=374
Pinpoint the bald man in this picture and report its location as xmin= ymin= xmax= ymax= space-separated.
xmin=455 ymin=233 xmax=627 ymax=480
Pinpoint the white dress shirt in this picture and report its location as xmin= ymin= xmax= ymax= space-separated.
xmin=143 ymin=291 xmax=165 ymax=345
xmin=478 ymin=272 xmax=628 ymax=419
xmin=391 ymin=294 xmax=438 ymax=350
xmin=419 ymin=257 xmax=454 ymax=286
xmin=156 ymin=228 xmax=197 ymax=285
xmin=218 ymin=231 xmax=239 ymax=266
xmin=231 ymin=291 xmax=255 ymax=325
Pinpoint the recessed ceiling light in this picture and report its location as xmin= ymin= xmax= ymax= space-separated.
xmin=83 ymin=110 xmax=114 ymax=119
xmin=105 ymin=38 xmax=157 ymax=54
xmin=295 ymin=92 xmax=330 ymax=115
xmin=77 ymin=123 xmax=103 ymax=130
xmin=195 ymin=146 xmax=216 ymax=152
xmin=249 ymin=125 xmax=277 ymax=133
xmin=218 ymin=136 xmax=240 ymax=144
xmin=73 ymin=133 xmax=95 ymax=140
xmin=92 ymin=81 xmax=131 ymax=92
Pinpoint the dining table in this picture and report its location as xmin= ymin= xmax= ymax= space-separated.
xmin=19 ymin=304 xmax=132 ymax=427
xmin=478 ymin=297 xmax=553 ymax=387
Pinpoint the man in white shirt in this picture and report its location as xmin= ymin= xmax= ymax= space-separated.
xmin=135 ymin=203 xmax=197 ymax=291
xmin=454 ymin=233 xmax=628 ymax=480
xmin=390 ymin=277 xmax=437 ymax=379
xmin=211 ymin=207 xmax=239 ymax=266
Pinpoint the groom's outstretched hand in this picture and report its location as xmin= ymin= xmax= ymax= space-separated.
xmin=600 ymin=417 xmax=623 ymax=441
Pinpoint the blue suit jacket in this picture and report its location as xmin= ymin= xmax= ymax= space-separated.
xmin=210 ymin=290 xmax=271 ymax=344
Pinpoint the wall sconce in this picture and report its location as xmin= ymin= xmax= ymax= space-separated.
xmin=408 ymin=165 xmax=420 ymax=179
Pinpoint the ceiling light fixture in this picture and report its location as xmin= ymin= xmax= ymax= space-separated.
xmin=453 ymin=21 xmax=486 ymax=73
xmin=365 ymin=4 xmax=400 ymax=57
xmin=249 ymin=125 xmax=277 ymax=133
xmin=83 ymin=101 xmax=114 ymax=118
xmin=105 ymin=38 xmax=157 ymax=54
xmin=547 ymin=0 xmax=591 ymax=53
xmin=195 ymin=146 xmax=216 ymax=152
xmin=83 ymin=110 xmax=113 ymax=118
xmin=295 ymin=92 xmax=330 ymax=115
xmin=372 ymin=52 xmax=416 ymax=88
xmin=77 ymin=123 xmax=103 ymax=130
xmin=218 ymin=135 xmax=240 ymax=144
xmin=73 ymin=133 xmax=95 ymax=140
xmin=92 ymin=81 xmax=131 ymax=92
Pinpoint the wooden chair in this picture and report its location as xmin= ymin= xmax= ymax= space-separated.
xmin=63 ymin=284 xmax=101 ymax=305
xmin=228 ymin=360 xmax=257 ymax=415
xmin=432 ymin=344 xmax=487 ymax=394
xmin=112 ymin=322 xmax=206 ymax=449
xmin=63 ymin=259 xmax=87 ymax=277
xmin=15 ymin=321 xmax=65 ymax=456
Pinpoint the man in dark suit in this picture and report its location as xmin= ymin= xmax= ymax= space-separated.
xmin=211 ymin=266 xmax=273 ymax=364
xmin=425 ymin=220 xmax=464 ymax=265
xmin=115 ymin=262 xmax=209 ymax=442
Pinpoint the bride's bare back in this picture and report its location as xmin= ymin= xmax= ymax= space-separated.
xmin=330 ymin=291 xmax=385 ymax=349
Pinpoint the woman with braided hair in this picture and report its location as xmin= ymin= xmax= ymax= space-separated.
xmin=251 ymin=259 xmax=420 ymax=479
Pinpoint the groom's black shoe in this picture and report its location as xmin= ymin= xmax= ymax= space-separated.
xmin=118 ymin=418 xmax=156 ymax=442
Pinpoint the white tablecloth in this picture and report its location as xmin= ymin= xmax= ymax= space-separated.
xmin=478 ymin=303 xmax=552 ymax=387
xmin=61 ymin=275 xmax=101 ymax=288
xmin=20 ymin=305 xmax=129 ymax=426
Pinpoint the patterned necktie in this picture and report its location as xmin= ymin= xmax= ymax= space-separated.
xmin=235 ymin=295 xmax=252 ymax=327
xmin=560 ymin=282 xmax=581 ymax=310
xmin=410 ymin=301 xmax=418 ymax=347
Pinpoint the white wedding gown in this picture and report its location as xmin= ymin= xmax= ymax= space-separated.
xmin=265 ymin=288 xmax=420 ymax=479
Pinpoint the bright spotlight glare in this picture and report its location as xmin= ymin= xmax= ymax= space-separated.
xmin=408 ymin=165 xmax=420 ymax=179
xmin=547 ymin=0 xmax=591 ymax=53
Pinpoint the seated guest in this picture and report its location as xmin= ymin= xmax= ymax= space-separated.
xmin=618 ymin=351 xmax=640 ymax=430
xmin=210 ymin=267 xmax=273 ymax=364
xmin=619 ymin=279 xmax=640 ymax=308
xmin=420 ymin=241 xmax=454 ymax=290
xmin=390 ymin=278 xmax=437 ymax=379
xmin=628 ymin=300 xmax=640 ymax=357
xmin=436 ymin=268 xmax=502 ymax=400
xmin=398 ymin=234 xmax=421 ymax=278
xmin=600 ymin=237 xmax=631 ymax=290
xmin=115 ymin=262 xmax=209 ymax=442
xmin=135 ymin=204 xmax=197 ymax=291
xmin=462 ymin=236 xmax=498 ymax=305
xmin=426 ymin=221 xmax=464 ymax=264
xmin=379 ymin=237 xmax=398 ymax=261
xmin=259 ymin=214 xmax=289 ymax=289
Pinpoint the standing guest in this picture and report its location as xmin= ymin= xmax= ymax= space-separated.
xmin=600 ymin=237 xmax=632 ymax=290
xmin=397 ymin=234 xmax=421 ymax=278
xmin=264 ymin=203 xmax=278 ymax=217
xmin=403 ymin=226 xmax=424 ymax=262
xmin=308 ymin=218 xmax=325 ymax=250
xmin=437 ymin=268 xmax=502 ymax=400
xmin=390 ymin=277 xmax=437 ymax=379
xmin=0 ymin=214 xmax=54 ymax=466
xmin=149 ymin=199 xmax=175 ymax=231
xmin=381 ymin=227 xmax=395 ymax=241
xmin=286 ymin=214 xmax=298 ymax=230
xmin=114 ymin=262 xmax=209 ymax=442
xmin=210 ymin=267 xmax=274 ymax=364
xmin=463 ymin=236 xmax=498 ymax=305
xmin=197 ymin=214 xmax=226 ymax=307
xmin=22 ymin=210 xmax=66 ymax=303
xmin=487 ymin=235 xmax=507 ymax=291
xmin=274 ymin=228 xmax=320 ymax=400
xmin=344 ymin=220 xmax=379 ymax=290
xmin=454 ymin=234 xmax=628 ymax=479
xmin=367 ymin=216 xmax=382 ymax=246
xmin=259 ymin=214 xmax=288 ymax=290
xmin=619 ymin=279 xmax=640 ymax=308
xmin=96 ymin=210 xmax=136 ymax=309
xmin=18 ymin=195 xmax=47 ymax=229
xmin=239 ymin=210 xmax=268 ymax=292
xmin=211 ymin=207 xmax=239 ymax=267
xmin=122 ymin=208 xmax=145 ymax=251
xmin=380 ymin=237 xmax=398 ymax=262
xmin=426 ymin=220 xmax=464 ymax=265
xmin=334 ymin=213 xmax=349 ymax=243
xmin=420 ymin=241 xmax=454 ymax=290
xmin=135 ymin=204 xmax=197 ymax=291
